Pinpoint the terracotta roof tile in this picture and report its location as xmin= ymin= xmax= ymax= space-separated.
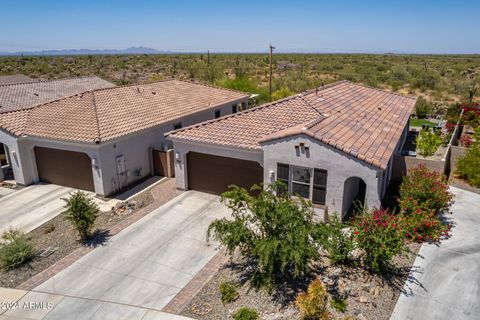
xmin=0 ymin=74 xmax=36 ymax=86
xmin=0 ymin=76 xmax=115 ymax=113
xmin=0 ymin=79 xmax=248 ymax=143
xmin=168 ymin=81 xmax=416 ymax=169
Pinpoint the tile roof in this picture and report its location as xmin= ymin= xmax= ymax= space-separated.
xmin=0 ymin=79 xmax=248 ymax=143
xmin=0 ymin=74 xmax=36 ymax=85
xmin=167 ymin=81 xmax=416 ymax=169
xmin=0 ymin=76 xmax=115 ymax=113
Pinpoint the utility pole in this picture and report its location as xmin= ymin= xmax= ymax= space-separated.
xmin=207 ymin=50 xmax=210 ymax=67
xmin=269 ymin=44 xmax=275 ymax=99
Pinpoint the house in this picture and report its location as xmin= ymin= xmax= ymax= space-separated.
xmin=0 ymin=74 xmax=36 ymax=85
xmin=0 ymin=79 xmax=249 ymax=196
xmin=166 ymin=81 xmax=416 ymax=219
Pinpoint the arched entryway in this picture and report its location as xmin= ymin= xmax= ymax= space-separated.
xmin=342 ymin=177 xmax=366 ymax=219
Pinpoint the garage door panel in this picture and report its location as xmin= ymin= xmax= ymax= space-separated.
xmin=34 ymin=147 xmax=95 ymax=192
xmin=187 ymin=152 xmax=262 ymax=195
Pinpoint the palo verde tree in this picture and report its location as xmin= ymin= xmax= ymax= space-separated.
xmin=207 ymin=182 xmax=320 ymax=289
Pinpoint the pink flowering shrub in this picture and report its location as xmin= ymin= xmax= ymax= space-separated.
xmin=399 ymin=165 xmax=453 ymax=213
xmin=352 ymin=208 xmax=408 ymax=273
xmin=460 ymin=134 xmax=474 ymax=148
xmin=399 ymin=165 xmax=453 ymax=243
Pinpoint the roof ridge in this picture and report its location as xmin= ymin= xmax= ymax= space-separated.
xmin=338 ymin=80 xmax=417 ymax=100
xmin=166 ymin=91 xmax=307 ymax=137
xmin=91 ymin=92 xmax=102 ymax=143
xmin=0 ymin=75 xmax=102 ymax=87
xmin=174 ymin=78 xmax=251 ymax=96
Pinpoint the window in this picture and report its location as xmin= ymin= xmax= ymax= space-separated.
xmin=279 ymin=164 xmax=327 ymax=205
xmin=173 ymin=122 xmax=182 ymax=130
xmin=214 ymin=110 xmax=221 ymax=118
xmin=232 ymin=104 xmax=238 ymax=113
xmin=277 ymin=163 xmax=289 ymax=194
xmin=291 ymin=166 xmax=312 ymax=199
xmin=312 ymin=169 xmax=327 ymax=205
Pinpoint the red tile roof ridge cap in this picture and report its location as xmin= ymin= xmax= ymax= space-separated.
xmin=257 ymin=115 xmax=326 ymax=144
xmin=0 ymin=75 xmax=106 ymax=87
xmin=166 ymin=92 xmax=308 ymax=137
xmin=91 ymin=91 xmax=102 ymax=144
xmin=173 ymin=78 xmax=251 ymax=97
xmin=342 ymin=80 xmax=417 ymax=101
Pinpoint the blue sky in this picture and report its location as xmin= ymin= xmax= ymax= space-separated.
xmin=1 ymin=0 xmax=479 ymax=54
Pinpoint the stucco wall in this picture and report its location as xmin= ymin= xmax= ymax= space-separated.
xmin=450 ymin=145 xmax=467 ymax=174
xmin=262 ymin=135 xmax=383 ymax=218
xmin=391 ymin=154 xmax=447 ymax=180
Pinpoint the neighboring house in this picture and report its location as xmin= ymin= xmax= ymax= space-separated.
xmin=0 ymin=74 xmax=36 ymax=85
xmin=167 ymin=81 xmax=416 ymax=219
xmin=0 ymin=78 xmax=249 ymax=196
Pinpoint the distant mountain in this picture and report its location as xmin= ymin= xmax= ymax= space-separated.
xmin=0 ymin=47 xmax=170 ymax=56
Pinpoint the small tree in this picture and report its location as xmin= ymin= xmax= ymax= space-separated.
xmin=63 ymin=191 xmax=99 ymax=241
xmin=416 ymin=129 xmax=442 ymax=157
xmin=207 ymin=182 xmax=320 ymax=288
xmin=414 ymin=96 xmax=433 ymax=119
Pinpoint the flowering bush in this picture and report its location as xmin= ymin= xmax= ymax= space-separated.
xmin=399 ymin=197 xmax=451 ymax=242
xmin=352 ymin=208 xmax=408 ymax=273
xmin=460 ymin=134 xmax=474 ymax=148
xmin=399 ymin=165 xmax=453 ymax=213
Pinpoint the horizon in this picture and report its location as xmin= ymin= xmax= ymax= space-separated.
xmin=1 ymin=0 xmax=479 ymax=55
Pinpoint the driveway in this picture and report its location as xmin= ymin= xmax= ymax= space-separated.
xmin=2 ymin=191 xmax=228 ymax=319
xmin=0 ymin=184 xmax=74 ymax=234
xmin=391 ymin=187 xmax=480 ymax=320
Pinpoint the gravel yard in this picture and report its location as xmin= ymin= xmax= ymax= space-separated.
xmin=182 ymin=243 xmax=421 ymax=320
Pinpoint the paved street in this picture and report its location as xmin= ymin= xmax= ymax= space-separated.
xmin=1 ymin=191 xmax=227 ymax=319
xmin=391 ymin=187 xmax=480 ymax=320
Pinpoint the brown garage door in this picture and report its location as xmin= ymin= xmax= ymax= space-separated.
xmin=187 ymin=152 xmax=263 ymax=195
xmin=34 ymin=147 xmax=95 ymax=191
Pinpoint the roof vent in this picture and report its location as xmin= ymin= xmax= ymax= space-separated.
xmin=301 ymin=127 xmax=308 ymax=132
xmin=152 ymin=91 xmax=156 ymax=95
xmin=378 ymin=107 xmax=382 ymax=111
xmin=33 ymin=93 xmax=39 ymax=96
xmin=324 ymin=113 xmax=330 ymax=117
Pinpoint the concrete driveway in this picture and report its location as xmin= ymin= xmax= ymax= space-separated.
xmin=3 ymin=191 xmax=228 ymax=319
xmin=391 ymin=187 xmax=480 ymax=320
xmin=0 ymin=184 xmax=75 ymax=234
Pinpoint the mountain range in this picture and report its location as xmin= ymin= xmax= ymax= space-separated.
xmin=0 ymin=47 xmax=170 ymax=56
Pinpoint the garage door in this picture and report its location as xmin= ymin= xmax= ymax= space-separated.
xmin=34 ymin=147 xmax=95 ymax=191
xmin=187 ymin=152 xmax=263 ymax=195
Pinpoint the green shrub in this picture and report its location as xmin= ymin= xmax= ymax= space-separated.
xmin=219 ymin=281 xmax=239 ymax=303
xmin=316 ymin=215 xmax=354 ymax=264
xmin=353 ymin=208 xmax=408 ymax=273
xmin=233 ymin=307 xmax=258 ymax=320
xmin=414 ymin=97 xmax=434 ymax=118
xmin=330 ymin=297 xmax=347 ymax=312
xmin=457 ymin=145 xmax=480 ymax=187
xmin=416 ymin=129 xmax=442 ymax=156
xmin=0 ymin=229 xmax=35 ymax=269
xmin=271 ymin=86 xmax=294 ymax=101
xmin=63 ymin=191 xmax=99 ymax=241
xmin=400 ymin=165 xmax=453 ymax=213
xmin=208 ymin=182 xmax=320 ymax=289
xmin=295 ymin=279 xmax=330 ymax=320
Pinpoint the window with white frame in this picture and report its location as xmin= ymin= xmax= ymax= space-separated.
xmin=277 ymin=163 xmax=327 ymax=205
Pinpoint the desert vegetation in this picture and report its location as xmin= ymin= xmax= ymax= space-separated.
xmin=0 ymin=54 xmax=478 ymax=106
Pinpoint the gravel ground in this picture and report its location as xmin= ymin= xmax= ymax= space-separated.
xmin=0 ymin=178 xmax=181 ymax=288
xmin=449 ymin=174 xmax=480 ymax=195
xmin=182 ymin=243 xmax=421 ymax=320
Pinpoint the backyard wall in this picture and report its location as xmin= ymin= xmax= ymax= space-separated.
xmin=392 ymin=154 xmax=447 ymax=180
xmin=450 ymin=145 xmax=467 ymax=174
